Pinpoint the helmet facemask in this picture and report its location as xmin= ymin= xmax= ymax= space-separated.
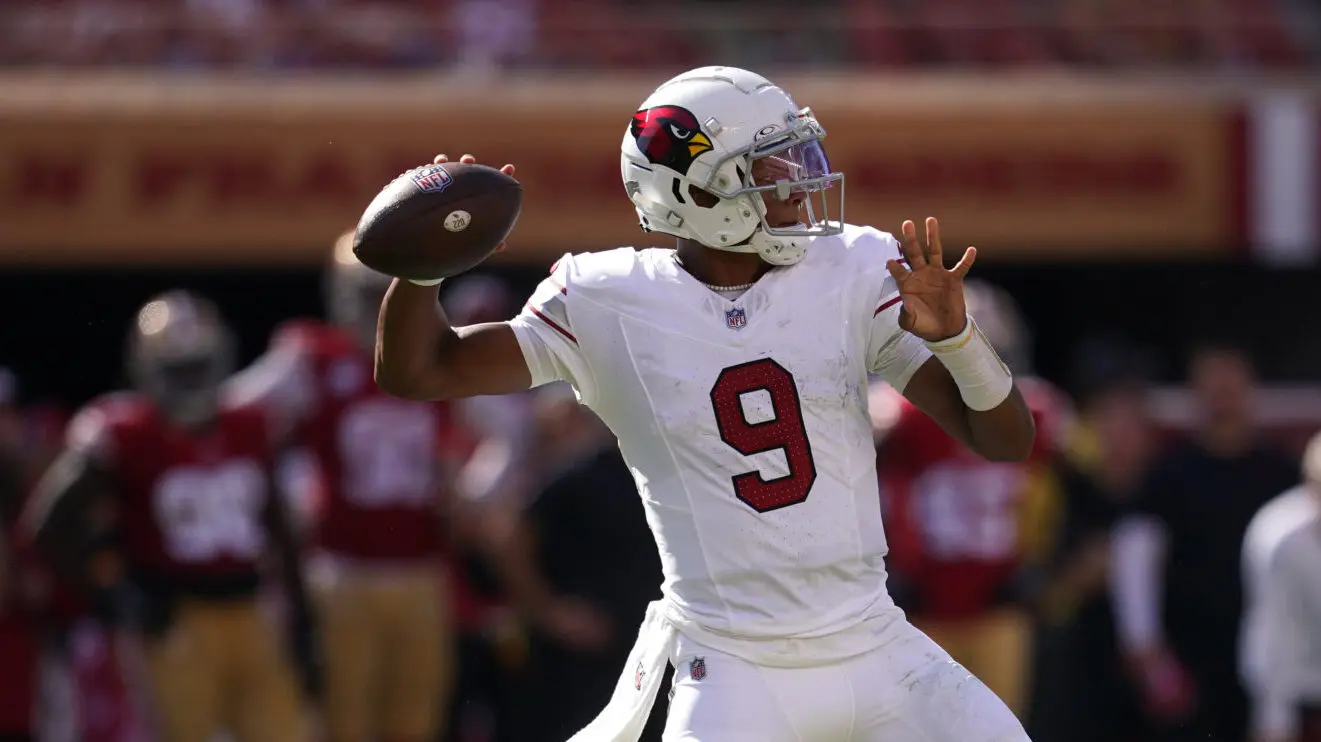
xmin=705 ymin=109 xmax=843 ymax=237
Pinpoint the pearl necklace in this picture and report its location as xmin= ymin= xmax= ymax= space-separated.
xmin=701 ymin=280 xmax=755 ymax=292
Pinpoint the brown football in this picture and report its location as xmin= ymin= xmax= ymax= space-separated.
xmin=352 ymin=162 xmax=523 ymax=282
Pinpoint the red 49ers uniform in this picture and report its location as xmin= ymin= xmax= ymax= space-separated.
xmin=876 ymin=376 xmax=1072 ymax=714
xmin=230 ymin=319 xmax=473 ymax=742
xmin=64 ymin=393 xmax=304 ymax=742
xmin=278 ymin=322 xmax=470 ymax=560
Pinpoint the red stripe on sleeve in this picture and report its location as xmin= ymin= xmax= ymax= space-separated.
xmin=528 ymin=305 xmax=577 ymax=344
xmin=874 ymin=296 xmax=902 ymax=317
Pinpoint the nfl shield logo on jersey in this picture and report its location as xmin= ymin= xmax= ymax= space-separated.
xmin=724 ymin=307 xmax=747 ymax=330
xmin=689 ymin=656 xmax=707 ymax=682
xmin=634 ymin=661 xmax=645 ymax=690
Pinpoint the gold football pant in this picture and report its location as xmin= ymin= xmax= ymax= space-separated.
xmin=143 ymin=599 xmax=306 ymax=742
xmin=314 ymin=562 xmax=454 ymax=742
xmin=914 ymin=607 xmax=1032 ymax=716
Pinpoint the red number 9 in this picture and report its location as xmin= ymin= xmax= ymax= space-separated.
xmin=709 ymin=358 xmax=818 ymax=513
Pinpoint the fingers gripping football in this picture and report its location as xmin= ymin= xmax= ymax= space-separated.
xmin=352 ymin=153 xmax=522 ymax=282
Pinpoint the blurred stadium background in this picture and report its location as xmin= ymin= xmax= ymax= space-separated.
xmin=2 ymin=1 xmax=1321 ymax=741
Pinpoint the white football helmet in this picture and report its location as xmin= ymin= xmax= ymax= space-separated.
xmin=620 ymin=66 xmax=844 ymax=266
xmin=963 ymin=280 xmax=1032 ymax=374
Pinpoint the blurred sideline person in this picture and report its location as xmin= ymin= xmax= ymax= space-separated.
xmin=2 ymin=376 xmax=151 ymax=742
xmin=226 ymin=232 xmax=476 ymax=742
xmin=486 ymin=385 xmax=665 ymax=742
xmin=0 ymin=369 xmax=26 ymax=525
xmin=1028 ymin=373 xmax=1154 ymax=742
xmin=0 ymin=507 xmax=41 ymax=742
xmin=441 ymin=275 xmax=540 ymax=511
xmin=1241 ymin=431 xmax=1321 ymax=742
xmin=24 ymin=291 xmax=313 ymax=742
xmin=872 ymin=279 xmax=1072 ymax=715
xmin=433 ymin=276 xmax=540 ymax=742
xmin=1111 ymin=343 xmax=1299 ymax=742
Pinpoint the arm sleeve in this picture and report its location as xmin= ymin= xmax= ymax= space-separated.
xmin=1109 ymin=461 xmax=1178 ymax=652
xmin=1253 ymin=541 xmax=1309 ymax=740
xmin=507 ymin=255 xmax=598 ymax=405
xmin=222 ymin=343 xmax=318 ymax=442
xmin=1109 ymin=514 xmax=1168 ymax=651
xmin=1241 ymin=509 xmax=1277 ymax=702
xmin=857 ymin=229 xmax=932 ymax=392
xmin=64 ymin=404 xmax=117 ymax=469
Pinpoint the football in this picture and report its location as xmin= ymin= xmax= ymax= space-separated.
xmin=352 ymin=162 xmax=523 ymax=282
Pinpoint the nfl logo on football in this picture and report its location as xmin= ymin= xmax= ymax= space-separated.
xmin=412 ymin=165 xmax=453 ymax=194
xmin=725 ymin=307 xmax=747 ymax=330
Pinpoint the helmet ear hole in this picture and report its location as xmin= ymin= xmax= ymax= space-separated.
xmin=687 ymin=185 xmax=719 ymax=209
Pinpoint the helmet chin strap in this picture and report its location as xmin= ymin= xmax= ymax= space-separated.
xmin=632 ymin=181 xmax=808 ymax=266
xmin=700 ymin=226 xmax=807 ymax=266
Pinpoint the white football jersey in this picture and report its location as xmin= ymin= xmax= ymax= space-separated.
xmin=510 ymin=224 xmax=932 ymax=659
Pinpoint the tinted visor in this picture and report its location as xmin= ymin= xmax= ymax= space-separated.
xmin=750 ymin=140 xmax=834 ymax=196
xmin=745 ymin=139 xmax=842 ymax=235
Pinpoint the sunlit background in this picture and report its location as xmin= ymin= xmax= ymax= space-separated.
xmin=1 ymin=2 xmax=1320 ymax=742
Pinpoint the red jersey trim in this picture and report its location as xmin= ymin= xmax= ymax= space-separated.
xmin=874 ymin=296 xmax=903 ymax=316
xmin=528 ymin=305 xmax=577 ymax=344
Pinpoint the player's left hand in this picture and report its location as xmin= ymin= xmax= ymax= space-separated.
xmin=886 ymin=217 xmax=977 ymax=342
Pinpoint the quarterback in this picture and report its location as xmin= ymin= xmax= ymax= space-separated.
xmin=375 ymin=67 xmax=1037 ymax=742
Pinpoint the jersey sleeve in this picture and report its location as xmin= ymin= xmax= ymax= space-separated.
xmin=64 ymin=402 xmax=119 ymax=468
xmin=1254 ymin=539 xmax=1311 ymax=739
xmin=507 ymin=254 xmax=597 ymax=404
xmin=1024 ymin=380 xmax=1078 ymax=459
xmin=853 ymin=228 xmax=932 ymax=392
xmin=222 ymin=340 xmax=318 ymax=443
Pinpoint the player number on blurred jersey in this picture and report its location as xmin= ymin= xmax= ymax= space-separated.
xmin=337 ymin=401 xmax=437 ymax=507
xmin=914 ymin=466 xmax=1023 ymax=560
xmin=153 ymin=460 xmax=267 ymax=562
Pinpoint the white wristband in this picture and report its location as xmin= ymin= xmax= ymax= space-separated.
xmin=924 ymin=315 xmax=1013 ymax=411
xmin=407 ymin=277 xmax=444 ymax=287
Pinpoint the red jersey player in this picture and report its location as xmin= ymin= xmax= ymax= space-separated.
xmin=24 ymin=291 xmax=312 ymax=742
xmin=873 ymin=280 xmax=1073 ymax=715
xmin=226 ymin=232 xmax=473 ymax=742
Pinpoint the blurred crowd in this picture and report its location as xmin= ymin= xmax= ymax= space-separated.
xmin=0 ymin=0 xmax=1318 ymax=72
xmin=0 ymin=230 xmax=1318 ymax=742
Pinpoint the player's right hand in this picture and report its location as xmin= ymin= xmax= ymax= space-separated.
xmin=432 ymin=154 xmax=517 ymax=253
xmin=537 ymin=595 xmax=614 ymax=653
xmin=1125 ymin=646 xmax=1197 ymax=721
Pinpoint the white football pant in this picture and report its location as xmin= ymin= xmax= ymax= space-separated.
xmin=663 ymin=619 xmax=1031 ymax=742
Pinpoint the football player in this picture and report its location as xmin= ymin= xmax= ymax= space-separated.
xmin=226 ymin=233 xmax=472 ymax=742
xmin=871 ymin=280 xmax=1073 ymax=715
xmin=23 ymin=291 xmax=312 ymax=742
xmin=374 ymin=66 xmax=1037 ymax=742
